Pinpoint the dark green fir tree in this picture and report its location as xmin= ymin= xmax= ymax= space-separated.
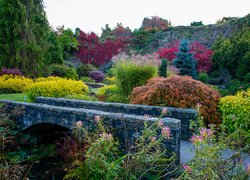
xmin=159 ymin=58 xmax=168 ymax=77
xmin=173 ymin=40 xmax=197 ymax=79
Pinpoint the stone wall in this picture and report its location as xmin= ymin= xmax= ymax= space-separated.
xmin=0 ymin=100 xmax=181 ymax=163
xmin=36 ymin=97 xmax=197 ymax=140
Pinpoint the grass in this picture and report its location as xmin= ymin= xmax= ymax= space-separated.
xmin=0 ymin=93 xmax=29 ymax=102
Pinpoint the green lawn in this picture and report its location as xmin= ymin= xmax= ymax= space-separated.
xmin=0 ymin=93 xmax=29 ymax=102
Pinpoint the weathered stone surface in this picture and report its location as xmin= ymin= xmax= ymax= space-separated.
xmin=0 ymin=100 xmax=181 ymax=163
xmin=36 ymin=97 xmax=197 ymax=140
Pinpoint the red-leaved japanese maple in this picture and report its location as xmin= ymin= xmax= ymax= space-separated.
xmin=77 ymin=30 xmax=128 ymax=66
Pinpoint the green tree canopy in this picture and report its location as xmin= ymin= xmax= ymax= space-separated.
xmin=0 ymin=0 xmax=50 ymax=77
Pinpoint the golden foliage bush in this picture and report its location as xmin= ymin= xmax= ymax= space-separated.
xmin=26 ymin=76 xmax=89 ymax=101
xmin=0 ymin=75 xmax=33 ymax=93
xmin=130 ymin=75 xmax=221 ymax=125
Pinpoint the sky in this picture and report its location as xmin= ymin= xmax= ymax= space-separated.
xmin=43 ymin=0 xmax=250 ymax=35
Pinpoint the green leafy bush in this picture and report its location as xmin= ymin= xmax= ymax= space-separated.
xmin=49 ymin=64 xmax=78 ymax=79
xmin=114 ymin=59 xmax=158 ymax=96
xmin=226 ymin=79 xmax=250 ymax=95
xmin=245 ymin=73 xmax=250 ymax=83
xmin=81 ymin=76 xmax=95 ymax=83
xmin=65 ymin=94 xmax=97 ymax=101
xmin=219 ymin=89 xmax=250 ymax=148
xmin=76 ymin=64 xmax=97 ymax=78
xmin=198 ymin=72 xmax=209 ymax=83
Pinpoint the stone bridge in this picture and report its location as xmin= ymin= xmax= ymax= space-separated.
xmin=0 ymin=97 xmax=198 ymax=164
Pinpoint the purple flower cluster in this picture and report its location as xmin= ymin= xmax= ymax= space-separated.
xmin=0 ymin=68 xmax=23 ymax=76
xmin=89 ymin=70 xmax=105 ymax=83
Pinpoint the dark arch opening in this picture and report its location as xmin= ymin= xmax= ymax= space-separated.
xmin=23 ymin=123 xmax=71 ymax=144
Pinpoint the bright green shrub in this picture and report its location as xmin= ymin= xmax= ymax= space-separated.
xmin=0 ymin=75 xmax=33 ymax=93
xmin=114 ymin=60 xmax=158 ymax=96
xmin=96 ymin=85 xmax=119 ymax=101
xmin=26 ymin=77 xmax=89 ymax=102
xmin=65 ymin=68 xmax=78 ymax=80
xmin=198 ymin=72 xmax=209 ymax=83
xmin=219 ymin=89 xmax=250 ymax=137
xmin=106 ymin=94 xmax=128 ymax=103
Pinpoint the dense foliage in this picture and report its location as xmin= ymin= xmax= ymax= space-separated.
xmin=0 ymin=0 xmax=50 ymax=77
xmin=212 ymin=28 xmax=250 ymax=80
xmin=114 ymin=56 xmax=158 ymax=96
xmin=77 ymin=30 xmax=127 ymax=66
xmin=141 ymin=16 xmax=171 ymax=32
xmin=130 ymin=75 xmax=221 ymax=125
xmin=0 ymin=75 xmax=33 ymax=93
xmin=219 ymin=89 xmax=250 ymax=149
xmin=173 ymin=40 xmax=198 ymax=79
xmin=26 ymin=76 xmax=88 ymax=101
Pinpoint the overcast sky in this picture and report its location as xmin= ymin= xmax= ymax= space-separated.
xmin=43 ymin=0 xmax=250 ymax=35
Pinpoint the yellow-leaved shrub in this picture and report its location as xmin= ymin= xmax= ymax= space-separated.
xmin=26 ymin=76 xmax=89 ymax=102
xmin=0 ymin=75 xmax=33 ymax=93
xmin=219 ymin=89 xmax=250 ymax=133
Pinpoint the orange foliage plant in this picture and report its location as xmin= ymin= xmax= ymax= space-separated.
xmin=129 ymin=75 xmax=221 ymax=125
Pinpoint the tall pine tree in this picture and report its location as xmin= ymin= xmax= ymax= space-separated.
xmin=173 ymin=40 xmax=197 ymax=79
xmin=0 ymin=0 xmax=50 ymax=77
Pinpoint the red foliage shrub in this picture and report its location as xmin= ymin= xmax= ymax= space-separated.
xmin=190 ymin=42 xmax=213 ymax=72
xmin=156 ymin=41 xmax=213 ymax=72
xmin=77 ymin=30 xmax=127 ymax=66
xmin=129 ymin=75 xmax=221 ymax=125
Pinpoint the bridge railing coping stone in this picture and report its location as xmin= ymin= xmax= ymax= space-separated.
xmin=35 ymin=97 xmax=197 ymax=140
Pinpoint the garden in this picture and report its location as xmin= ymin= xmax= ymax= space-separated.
xmin=0 ymin=0 xmax=250 ymax=179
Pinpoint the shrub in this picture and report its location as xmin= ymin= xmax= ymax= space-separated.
xmin=81 ymin=76 xmax=95 ymax=83
xmin=88 ymin=71 xmax=105 ymax=83
xmin=130 ymin=75 xmax=221 ymax=125
xmin=159 ymin=59 xmax=167 ymax=77
xmin=96 ymin=85 xmax=119 ymax=101
xmin=26 ymin=77 xmax=89 ymax=102
xmin=114 ymin=59 xmax=158 ymax=96
xmin=49 ymin=64 xmax=78 ymax=79
xmin=0 ymin=68 xmax=23 ymax=76
xmin=198 ymin=72 xmax=209 ymax=83
xmin=65 ymin=68 xmax=78 ymax=80
xmin=0 ymin=75 xmax=33 ymax=93
xmin=76 ymin=64 xmax=97 ymax=78
xmin=219 ymin=89 xmax=250 ymax=148
xmin=226 ymin=79 xmax=250 ymax=95
xmin=245 ymin=73 xmax=250 ymax=83
xmin=173 ymin=40 xmax=197 ymax=79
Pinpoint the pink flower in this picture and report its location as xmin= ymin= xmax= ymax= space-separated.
xmin=95 ymin=115 xmax=101 ymax=123
xmin=100 ymin=133 xmax=113 ymax=141
xmin=200 ymin=128 xmax=213 ymax=138
xmin=157 ymin=120 xmax=164 ymax=128
xmin=161 ymin=126 xmax=171 ymax=139
xmin=161 ymin=108 xmax=168 ymax=115
xmin=183 ymin=165 xmax=192 ymax=173
xmin=76 ymin=121 xmax=83 ymax=128
xmin=191 ymin=135 xmax=203 ymax=143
